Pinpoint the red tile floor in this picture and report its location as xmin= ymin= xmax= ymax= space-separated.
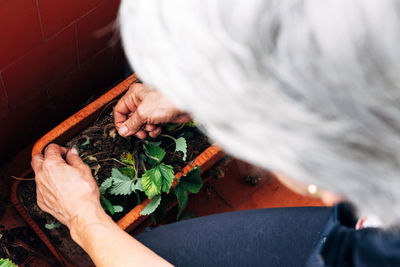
xmin=0 ymin=157 xmax=324 ymax=266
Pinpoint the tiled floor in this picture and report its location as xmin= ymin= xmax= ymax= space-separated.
xmin=185 ymin=159 xmax=325 ymax=217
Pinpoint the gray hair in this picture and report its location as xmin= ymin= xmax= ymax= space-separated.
xmin=120 ymin=0 xmax=400 ymax=227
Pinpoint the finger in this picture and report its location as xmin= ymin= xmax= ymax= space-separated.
xmin=31 ymin=154 xmax=44 ymax=173
xmin=118 ymin=112 xmax=144 ymax=137
xmin=149 ymin=127 xmax=162 ymax=138
xmin=135 ymin=130 xmax=147 ymax=140
xmin=44 ymin=144 xmax=68 ymax=162
xmin=66 ymin=148 xmax=85 ymax=168
xmin=144 ymin=124 xmax=156 ymax=131
xmin=172 ymin=114 xmax=192 ymax=124
xmin=114 ymin=94 xmax=136 ymax=130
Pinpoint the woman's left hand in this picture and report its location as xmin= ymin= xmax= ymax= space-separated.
xmin=31 ymin=144 xmax=101 ymax=229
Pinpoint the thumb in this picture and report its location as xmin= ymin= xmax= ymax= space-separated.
xmin=66 ymin=148 xmax=85 ymax=168
xmin=31 ymin=154 xmax=44 ymax=173
xmin=118 ymin=112 xmax=143 ymax=137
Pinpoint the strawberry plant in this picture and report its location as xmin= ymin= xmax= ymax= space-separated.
xmin=98 ymin=135 xmax=203 ymax=218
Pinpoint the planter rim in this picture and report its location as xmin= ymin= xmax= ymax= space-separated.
xmin=13 ymin=74 xmax=225 ymax=266
xmin=31 ymin=74 xmax=138 ymax=157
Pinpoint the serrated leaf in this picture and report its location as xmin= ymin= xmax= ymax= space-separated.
xmin=141 ymin=167 xmax=162 ymax=199
xmin=175 ymin=137 xmax=187 ymax=161
xmin=111 ymin=168 xmax=131 ymax=181
xmin=113 ymin=205 xmax=124 ymax=213
xmin=181 ymin=166 xmax=202 ymax=194
xmin=119 ymin=167 xmax=135 ymax=179
xmin=174 ymin=166 xmax=202 ymax=220
xmin=175 ymin=184 xmax=188 ymax=209
xmin=109 ymin=180 xmax=134 ymax=195
xmin=140 ymin=195 xmax=162 ymax=215
xmin=99 ymin=177 xmax=113 ymax=194
xmin=145 ymin=144 xmax=166 ymax=163
xmin=100 ymin=195 xmax=115 ymax=215
xmin=132 ymin=181 xmax=143 ymax=192
xmin=158 ymin=163 xmax=175 ymax=193
xmin=121 ymin=152 xmax=135 ymax=166
xmin=0 ymin=258 xmax=18 ymax=267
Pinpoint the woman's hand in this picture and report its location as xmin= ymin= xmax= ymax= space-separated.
xmin=31 ymin=144 xmax=172 ymax=266
xmin=31 ymin=144 xmax=101 ymax=230
xmin=114 ymin=83 xmax=191 ymax=139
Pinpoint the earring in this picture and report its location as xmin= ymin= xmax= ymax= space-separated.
xmin=307 ymin=184 xmax=319 ymax=196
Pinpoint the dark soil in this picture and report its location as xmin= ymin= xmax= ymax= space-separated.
xmin=18 ymin=108 xmax=210 ymax=266
xmin=0 ymin=225 xmax=58 ymax=266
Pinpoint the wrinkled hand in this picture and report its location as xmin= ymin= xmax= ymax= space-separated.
xmin=31 ymin=144 xmax=101 ymax=229
xmin=114 ymin=83 xmax=191 ymax=139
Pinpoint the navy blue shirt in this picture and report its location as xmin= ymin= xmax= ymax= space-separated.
xmin=307 ymin=203 xmax=400 ymax=267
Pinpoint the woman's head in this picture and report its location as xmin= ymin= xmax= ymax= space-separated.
xmin=120 ymin=0 xmax=400 ymax=227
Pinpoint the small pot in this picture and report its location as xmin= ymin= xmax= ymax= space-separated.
xmin=11 ymin=74 xmax=225 ymax=266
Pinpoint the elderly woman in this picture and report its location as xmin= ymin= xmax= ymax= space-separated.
xmin=31 ymin=0 xmax=400 ymax=266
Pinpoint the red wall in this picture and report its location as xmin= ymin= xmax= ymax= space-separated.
xmin=0 ymin=0 xmax=128 ymax=164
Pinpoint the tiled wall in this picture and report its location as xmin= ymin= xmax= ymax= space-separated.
xmin=0 ymin=0 xmax=128 ymax=164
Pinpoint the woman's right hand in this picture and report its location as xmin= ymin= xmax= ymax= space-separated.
xmin=114 ymin=83 xmax=191 ymax=139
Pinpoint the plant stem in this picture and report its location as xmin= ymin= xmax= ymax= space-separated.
xmin=82 ymin=151 xmax=112 ymax=161
xmin=11 ymin=176 xmax=35 ymax=181
xmin=161 ymin=134 xmax=176 ymax=142
xmin=96 ymin=158 xmax=130 ymax=167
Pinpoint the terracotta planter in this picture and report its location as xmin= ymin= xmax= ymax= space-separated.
xmin=11 ymin=74 xmax=225 ymax=266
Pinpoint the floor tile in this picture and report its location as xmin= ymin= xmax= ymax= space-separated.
xmin=236 ymin=177 xmax=325 ymax=211
xmin=208 ymin=159 xmax=272 ymax=208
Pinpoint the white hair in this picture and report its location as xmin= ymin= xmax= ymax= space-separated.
xmin=119 ymin=0 xmax=400 ymax=227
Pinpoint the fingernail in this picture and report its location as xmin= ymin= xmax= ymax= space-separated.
xmin=71 ymin=148 xmax=79 ymax=155
xmin=119 ymin=125 xmax=128 ymax=136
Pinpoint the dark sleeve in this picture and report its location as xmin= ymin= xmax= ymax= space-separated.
xmin=321 ymin=225 xmax=400 ymax=267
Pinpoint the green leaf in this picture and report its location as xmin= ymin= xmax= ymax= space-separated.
xmin=158 ymin=163 xmax=175 ymax=193
xmin=145 ymin=144 xmax=166 ymax=163
xmin=0 ymin=259 xmax=18 ymax=267
xmin=141 ymin=167 xmax=162 ymax=199
xmin=132 ymin=180 xmax=143 ymax=192
xmin=175 ymin=184 xmax=188 ymax=209
xmin=113 ymin=205 xmax=124 ymax=213
xmin=121 ymin=152 xmax=135 ymax=166
xmin=165 ymin=123 xmax=181 ymax=132
xmin=175 ymin=137 xmax=188 ymax=161
xmin=174 ymin=166 xmax=202 ymax=220
xmin=99 ymin=177 xmax=114 ymax=194
xmin=111 ymin=168 xmax=131 ymax=181
xmin=185 ymin=121 xmax=196 ymax=127
xmin=100 ymin=195 xmax=115 ymax=215
xmin=119 ymin=167 xmax=135 ymax=179
xmin=181 ymin=166 xmax=203 ymax=193
xmin=109 ymin=179 xmax=134 ymax=195
xmin=151 ymin=198 xmax=168 ymax=224
xmin=44 ymin=221 xmax=61 ymax=230
xmin=140 ymin=195 xmax=162 ymax=215
xmin=108 ymin=168 xmax=135 ymax=195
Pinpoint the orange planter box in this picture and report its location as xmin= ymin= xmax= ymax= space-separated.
xmin=11 ymin=74 xmax=225 ymax=266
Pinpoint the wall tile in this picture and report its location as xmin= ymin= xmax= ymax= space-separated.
xmin=0 ymin=76 xmax=9 ymax=117
xmin=37 ymin=0 xmax=102 ymax=38
xmin=2 ymin=25 xmax=78 ymax=109
xmin=48 ymin=47 xmax=114 ymax=106
xmin=0 ymin=0 xmax=42 ymax=70
xmin=0 ymin=91 xmax=50 ymax=162
xmin=77 ymin=0 xmax=121 ymax=64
